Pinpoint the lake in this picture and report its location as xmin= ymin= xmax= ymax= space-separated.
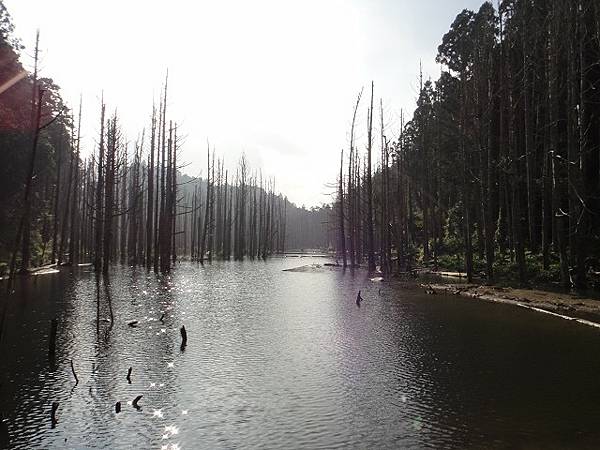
xmin=1 ymin=257 xmax=600 ymax=449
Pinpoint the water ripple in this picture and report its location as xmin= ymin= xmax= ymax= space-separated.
xmin=2 ymin=259 xmax=600 ymax=448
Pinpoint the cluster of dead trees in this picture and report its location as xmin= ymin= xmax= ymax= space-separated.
xmin=335 ymin=82 xmax=394 ymax=275
xmin=8 ymin=72 xmax=291 ymax=275
xmin=8 ymin=71 xmax=184 ymax=276
xmin=1 ymin=15 xmax=298 ymax=277
xmin=87 ymin=130 xmax=290 ymax=271
xmin=336 ymin=0 xmax=600 ymax=289
xmin=181 ymin=152 xmax=289 ymax=263
xmin=90 ymin=76 xmax=182 ymax=274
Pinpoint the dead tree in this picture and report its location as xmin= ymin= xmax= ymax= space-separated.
xmin=366 ymin=81 xmax=376 ymax=272
xmin=338 ymin=148 xmax=347 ymax=267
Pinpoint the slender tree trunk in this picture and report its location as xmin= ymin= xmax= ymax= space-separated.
xmin=366 ymin=81 xmax=376 ymax=272
xmin=94 ymin=100 xmax=106 ymax=272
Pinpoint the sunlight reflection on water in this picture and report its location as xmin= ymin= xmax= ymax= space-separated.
xmin=2 ymin=258 xmax=600 ymax=448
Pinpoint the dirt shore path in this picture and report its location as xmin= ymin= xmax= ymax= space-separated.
xmin=422 ymin=283 xmax=600 ymax=329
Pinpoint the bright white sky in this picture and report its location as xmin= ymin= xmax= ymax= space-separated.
xmin=5 ymin=0 xmax=484 ymax=207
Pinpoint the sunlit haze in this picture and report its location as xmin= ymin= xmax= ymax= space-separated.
xmin=5 ymin=0 xmax=483 ymax=207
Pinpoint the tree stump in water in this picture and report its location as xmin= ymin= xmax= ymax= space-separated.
xmin=0 ymin=412 xmax=8 ymax=447
xmin=70 ymin=360 xmax=78 ymax=385
xmin=132 ymin=395 xmax=143 ymax=410
xmin=180 ymin=325 xmax=187 ymax=350
xmin=0 ymin=305 xmax=6 ymax=345
xmin=50 ymin=402 xmax=59 ymax=427
xmin=356 ymin=290 xmax=363 ymax=307
xmin=48 ymin=319 xmax=58 ymax=356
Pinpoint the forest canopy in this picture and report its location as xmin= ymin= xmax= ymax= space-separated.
xmin=333 ymin=0 xmax=600 ymax=289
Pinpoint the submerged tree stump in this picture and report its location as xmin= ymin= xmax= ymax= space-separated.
xmin=48 ymin=319 xmax=58 ymax=356
xmin=50 ymin=402 xmax=59 ymax=427
xmin=132 ymin=395 xmax=143 ymax=410
xmin=356 ymin=290 xmax=363 ymax=307
xmin=0 ymin=411 xmax=8 ymax=447
xmin=180 ymin=325 xmax=187 ymax=350
xmin=70 ymin=360 xmax=78 ymax=385
xmin=0 ymin=305 xmax=6 ymax=346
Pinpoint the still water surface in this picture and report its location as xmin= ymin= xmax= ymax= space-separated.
xmin=2 ymin=258 xmax=600 ymax=449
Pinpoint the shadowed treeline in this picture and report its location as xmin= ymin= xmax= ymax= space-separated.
xmin=334 ymin=0 xmax=600 ymax=289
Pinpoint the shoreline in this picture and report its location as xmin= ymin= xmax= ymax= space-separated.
xmin=4 ymin=260 xmax=600 ymax=330
xmin=421 ymin=282 xmax=600 ymax=329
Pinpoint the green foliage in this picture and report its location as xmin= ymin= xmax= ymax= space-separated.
xmin=488 ymin=252 xmax=561 ymax=285
xmin=437 ymin=253 xmax=464 ymax=272
xmin=0 ymin=1 xmax=73 ymax=267
xmin=436 ymin=9 xmax=477 ymax=73
xmin=0 ymin=0 xmax=22 ymax=52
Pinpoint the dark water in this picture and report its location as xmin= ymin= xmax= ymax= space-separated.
xmin=2 ymin=258 xmax=600 ymax=449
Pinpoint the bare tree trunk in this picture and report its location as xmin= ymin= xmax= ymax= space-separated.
xmin=222 ymin=171 xmax=228 ymax=258
xmin=366 ymin=81 xmax=376 ymax=272
xmin=69 ymin=97 xmax=83 ymax=266
xmin=338 ymin=148 xmax=347 ymax=267
xmin=200 ymin=145 xmax=211 ymax=263
xmin=9 ymin=32 xmax=41 ymax=279
xmin=348 ymin=89 xmax=362 ymax=268
xmin=146 ymin=104 xmax=156 ymax=269
xmin=51 ymin=136 xmax=63 ymax=264
xmin=102 ymin=116 xmax=118 ymax=275
xmin=94 ymin=99 xmax=106 ymax=272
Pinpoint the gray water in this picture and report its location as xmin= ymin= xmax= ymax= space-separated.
xmin=2 ymin=258 xmax=600 ymax=449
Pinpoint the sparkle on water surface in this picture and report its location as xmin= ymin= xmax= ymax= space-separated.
xmin=1 ymin=257 xmax=600 ymax=449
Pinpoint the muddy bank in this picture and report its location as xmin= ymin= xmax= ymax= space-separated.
xmin=422 ymin=283 xmax=600 ymax=328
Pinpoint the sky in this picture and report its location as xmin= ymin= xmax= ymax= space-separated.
xmin=5 ymin=0 xmax=485 ymax=208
